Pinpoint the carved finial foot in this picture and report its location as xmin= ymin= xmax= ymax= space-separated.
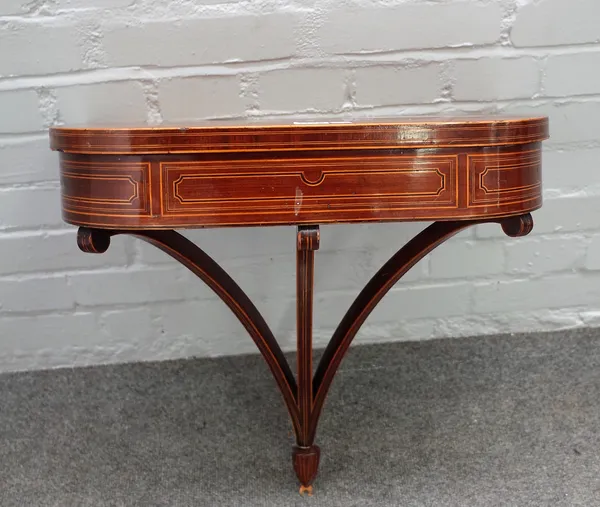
xmin=299 ymin=485 xmax=313 ymax=496
xmin=499 ymin=213 xmax=534 ymax=237
xmin=77 ymin=227 xmax=112 ymax=253
xmin=293 ymin=445 xmax=320 ymax=492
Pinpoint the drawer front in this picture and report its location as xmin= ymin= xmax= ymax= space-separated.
xmin=161 ymin=156 xmax=459 ymax=223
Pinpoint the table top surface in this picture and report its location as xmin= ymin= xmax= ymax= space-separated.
xmin=50 ymin=115 xmax=549 ymax=154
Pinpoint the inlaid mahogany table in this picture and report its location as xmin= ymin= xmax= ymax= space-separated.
xmin=50 ymin=116 xmax=549 ymax=494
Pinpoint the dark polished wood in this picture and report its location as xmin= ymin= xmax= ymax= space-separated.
xmin=51 ymin=117 xmax=548 ymax=229
xmin=53 ymin=116 xmax=549 ymax=493
xmin=50 ymin=116 xmax=548 ymax=153
xmin=294 ymin=225 xmax=321 ymax=495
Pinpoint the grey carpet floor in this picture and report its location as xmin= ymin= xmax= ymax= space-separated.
xmin=1 ymin=329 xmax=600 ymax=506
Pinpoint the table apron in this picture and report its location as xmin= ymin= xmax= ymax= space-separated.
xmin=58 ymin=143 xmax=543 ymax=229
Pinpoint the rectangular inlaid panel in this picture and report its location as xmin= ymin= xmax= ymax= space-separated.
xmin=467 ymin=149 xmax=541 ymax=207
xmin=61 ymin=159 xmax=152 ymax=217
xmin=160 ymin=156 xmax=458 ymax=220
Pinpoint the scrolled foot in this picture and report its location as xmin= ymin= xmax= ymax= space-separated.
xmin=293 ymin=445 xmax=320 ymax=492
xmin=77 ymin=227 xmax=112 ymax=253
xmin=499 ymin=213 xmax=534 ymax=237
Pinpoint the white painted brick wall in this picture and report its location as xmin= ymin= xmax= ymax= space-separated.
xmin=56 ymin=82 xmax=147 ymax=124
xmin=56 ymin=0 xmax=134 ymax=9
xmin=505 ymin=235 xmax=587 ymax=275
xmin=0 ymin=90 xmax=44 ymax=134
xmin=0 ymin=231 xmax=129 ymax=275
xmin=0 ymin=19 xmax=85 ymax=77
xmin=0 ymin=275 xmax=73 ymax=313
xmin=1 ymin=0 xmax=599 ymax=373
xmin=511 ymin=0 xmax=600 ymax=47
xmin=354 ymin=64 xmax=444 ymax=106
xmin=543 ymin=148 xmax=600 ymax=194
xmin=0 ymin=0 xmax=26 ymax=15
xmin=429 ymin=241 xmax=505 ymax=280
xmin=0 ymin=313 xmax=97 ymax=358
xmin=452 ymin=57 xmax=540 ymax=101
xmin=69 ymin=266 xmax=209 ymax=307
xmin=542 ymin=102 xmax=600 ymax=144
xmin=102 ymin=14 xmax=299 ymax=68
xmin=316 ymin=3 xmax=504 ymax=54
xmin=0 ymin=138 xmax=59 ymax=184
xmin=473 ymin=275 xmax=600 ymax=314
xmin=545 ymin=53 xmax=600 ymax=97
xmin=585 ymin=236 xmax=600 ymax=270
xmin=257 ymin=69 xmax=347 ymax=112
xmin=0 ymin=187 xmax=63 ymax=229
xmin=159 ymin=76 xmax=244 ymax=121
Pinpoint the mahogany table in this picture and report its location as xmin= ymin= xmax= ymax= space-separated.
xmin=50 ymin=116 xmax=549 ymax=494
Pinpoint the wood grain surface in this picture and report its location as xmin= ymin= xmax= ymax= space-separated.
xmin=51 ymin=116 xmax=549 ymax=229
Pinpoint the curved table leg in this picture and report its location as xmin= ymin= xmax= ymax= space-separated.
xmin=76 ymin=227 xmax=301 ymax=436
xmin=75 ymin=214 xmax=533 ymax=492
xmin=308 ymin=213 xmax=534 ymax=445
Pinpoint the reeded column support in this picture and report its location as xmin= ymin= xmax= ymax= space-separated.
xmin=75 ymin=212 xmax=534 ymax=493
xmin=293 ymin=225 xmax=320 ymax=496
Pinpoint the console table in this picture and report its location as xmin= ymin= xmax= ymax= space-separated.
xmin=50 ymin=116 xmax=549 ymax=494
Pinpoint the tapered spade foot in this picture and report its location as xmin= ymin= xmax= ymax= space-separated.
xmin=293 ymin=445 xmax=320 ymax=493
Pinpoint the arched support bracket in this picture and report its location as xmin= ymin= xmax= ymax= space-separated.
xmin=76 ymin=227 xmax=301 ymax=437
xmin=309 ymin=213 xmax=534 ymax=442
xmin=75 ymin=212 xmax=534 ymax=492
